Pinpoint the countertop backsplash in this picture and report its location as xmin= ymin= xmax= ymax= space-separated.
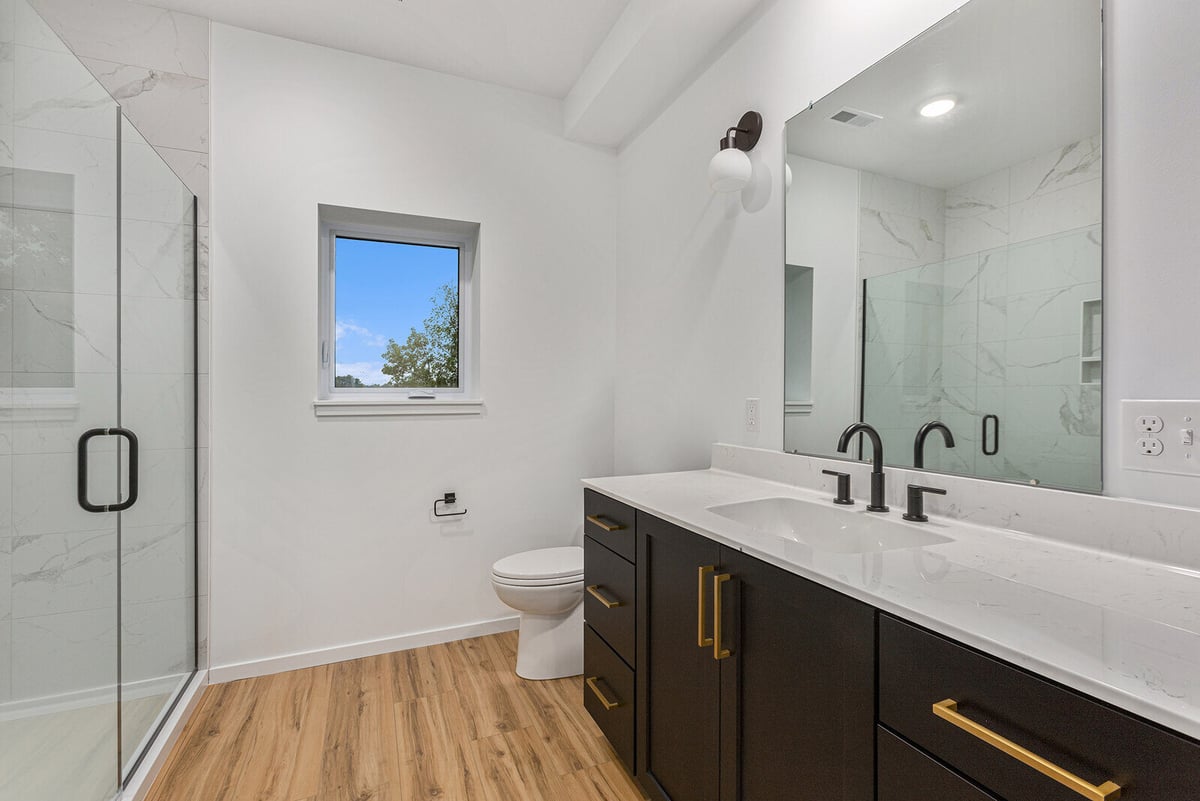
xmin=714 ymin=444 xmax=1200 ymax=573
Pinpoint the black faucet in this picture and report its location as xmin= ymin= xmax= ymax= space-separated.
xmin=913 ymin=421 xmax=955 ymax=469
xmin=836 ymin=422 xmax=888 ymax=512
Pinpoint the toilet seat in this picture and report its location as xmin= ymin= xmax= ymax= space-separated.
xmin=491 ymin=573 xmax=584 ymax=588
xmin=491 ymin=546 xmax=583 ymax=586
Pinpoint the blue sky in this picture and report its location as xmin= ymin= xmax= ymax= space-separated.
xmin=335 ymin=237 xmax=458 ymax=386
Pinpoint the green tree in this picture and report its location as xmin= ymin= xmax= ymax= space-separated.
xmin=334 ymin=374 xmax=365 ymax=388
xmin=380 ymin=283 xmax=459 ymax=388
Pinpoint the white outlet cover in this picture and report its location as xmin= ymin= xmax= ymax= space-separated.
xmin=745 ymin=397 xmax=760 ymax=433
xmin=1122 ymin=400 xmax=1200 ymax=476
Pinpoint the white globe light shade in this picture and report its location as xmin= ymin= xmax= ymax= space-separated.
xmin=708 ymin=148 xmax=752 ymax=192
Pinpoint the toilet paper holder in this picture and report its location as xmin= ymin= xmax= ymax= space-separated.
xmin=434 ymin=492 xmax=468 ymax=518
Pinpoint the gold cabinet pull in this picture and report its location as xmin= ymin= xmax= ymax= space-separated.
xmin=586 ymin=514 xmax=626 ymax=532
xmin=712 ymin=573 xmax=732 ymax=660
xmin=932 ymin=700 xmax=1121 ymax=801
xmin=586 ymin=676 xmax=621 ymax=710
xmin=586 ymin=584 xmax=622 ymax=608
xmin=697 ymin=566 xmax=715 ymax=646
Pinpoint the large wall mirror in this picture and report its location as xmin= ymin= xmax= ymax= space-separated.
xmin=784 ymin=0 xmax=1103 ymax=492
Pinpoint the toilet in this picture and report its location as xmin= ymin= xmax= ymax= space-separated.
xmin=491 ymin=546 xmax=585 ymax=680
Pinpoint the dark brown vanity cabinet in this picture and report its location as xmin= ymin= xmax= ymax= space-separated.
xmin=636 ymin=512 xmax=723 ymax=801
xmin=879 ymin=614 xmax=1200 ymax=801
xmin=582 ymin=490 xmax=638 ymax=773
xmin=635 ymin=512 xmax=875 ymax=801
xmin=583 ymin=490 xmax=1200 ymax=801
xmin=878 ymin=727 xmax=1000 ymax=801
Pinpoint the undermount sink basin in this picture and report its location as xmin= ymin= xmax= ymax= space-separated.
xmin=706 ymin=496 xmax=952 ymax=554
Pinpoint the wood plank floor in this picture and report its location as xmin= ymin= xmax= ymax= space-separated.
xmin=145 ymin=632 xmax=648 ymax=801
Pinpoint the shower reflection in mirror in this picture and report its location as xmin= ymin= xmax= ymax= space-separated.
xmin=782 ymin=0 xmax=1102 ymax=492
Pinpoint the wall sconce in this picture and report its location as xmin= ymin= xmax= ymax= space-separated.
xmin=708 ymin=110 xmax=762 ymax=192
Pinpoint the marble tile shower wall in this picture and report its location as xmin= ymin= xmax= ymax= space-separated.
xmin=25 ymin=0 xmax=211 ymax=669
xmin=859 ymin=171 xmax=949 ymax=472
xmin=0 ymin=0 xmax=200 ymax=707
xmin=861 ymin=137 xmax=1103 ymax=490
xmin=1 ymin=0 xmax=119 ymax=707
xmin=943 ymin=137 xmax=1102 ymax=489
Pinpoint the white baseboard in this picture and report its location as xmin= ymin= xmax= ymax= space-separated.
xmin=122 ymin=670 xmax=209 ymax=801
xmin=208 ymin=616 xmax=520 ymax=684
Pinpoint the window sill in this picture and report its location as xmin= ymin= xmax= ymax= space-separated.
xmin=313 ymin=397 xmax=485 ymax=418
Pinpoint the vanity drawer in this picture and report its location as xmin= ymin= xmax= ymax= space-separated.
xmin=584 ymin=536 xmax=636 ymax=666
xmin=879 ymin=614 xmax=1200 ymax=801
xmin=878 ymin=727 xmax=999 ymax=801
xmin=584 ymin=624 xmax=635 ymax=772
xmin=584 ymin=489 xmax=636 ymax=562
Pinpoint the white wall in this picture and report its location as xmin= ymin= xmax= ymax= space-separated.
xmin=614 ymin=0 xmax=969 ymax=474
xmin=208 ymin=25 xmax=617 ymax=673
xmin=615 ymin=0 xmax=1200 ymax=509
xmin=783 ymin=155 xmax=858 ymax=456
xmin=1103 ymin=0 xmax=1200 ymax=504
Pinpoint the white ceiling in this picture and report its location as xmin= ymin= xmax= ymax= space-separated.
xmin=148 ymin=0 xmax=632 ymax=99
xmin=146 ymin=0 xmax=765 ymax=147
xmin=786 ymin=0 xmax=1103 ymax=188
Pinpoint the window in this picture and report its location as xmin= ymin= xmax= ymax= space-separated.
xmin=316 ymin=205 xmax=480 ymax=416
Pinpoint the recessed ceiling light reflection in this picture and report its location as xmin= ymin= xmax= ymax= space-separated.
xmin=920 ymin=97 xmax=957 ymax=118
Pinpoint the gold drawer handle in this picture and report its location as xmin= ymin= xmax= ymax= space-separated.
xmin=932 ymin=699 xmax=1121 ymax=801
xmin=697 ymin=565 xmax=715 ymax=647
xmin=586 ymin=584 xmax=622 ymax=608
xmin=713 ymin=573 xmax=732 ymax=660
xmin=586 ymin=514 xmax=626 ymax=532
xmin=586 ymin=676 xmax=621 ymax=710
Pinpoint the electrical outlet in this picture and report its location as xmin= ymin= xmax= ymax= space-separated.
xmin=1136 ymin=415 xmax=1164 ymax=433
xmin=1136 ymin=437 xmax=1164 ymax=456
xmin=1122 ymin=400 xmax=1200 ymax=475
xmin=745 ymin=398 xmax=760 ymax=433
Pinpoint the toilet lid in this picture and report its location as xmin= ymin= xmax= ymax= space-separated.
xmin=492 ymin=546 xmax=584 ymax=582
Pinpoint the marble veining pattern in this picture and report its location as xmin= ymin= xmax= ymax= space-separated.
xmin=81 ymin=58 xmax=207 ymax=153
xmin=861 ymin=134 xmax=1101 ymax=490
xmin=27 ymin=0 xmax=208 ymax=78
xmin=586 ymin=444 xmax=1200 ymax=741
xmin=1 ymin=0 xmax=205 ymax=713
xmin=26 ymin=0 xmax=211 ymax=246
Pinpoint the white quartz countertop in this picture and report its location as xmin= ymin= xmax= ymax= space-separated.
xmin=582 ymin=468 xmax=1200 ymax=742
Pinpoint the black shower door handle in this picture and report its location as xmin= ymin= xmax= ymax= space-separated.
xmin=981 ymin=414 xmax=1000 ymax=456
xmin=77 ymin=427 xmax=139 ymax=512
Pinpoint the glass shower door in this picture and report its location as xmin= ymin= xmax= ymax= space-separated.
xmin=117 ymin=117 xmax=197 ymax=779
xmin=1 ymin=2 xmax=198 ymax=796
xmin=0 ymin=3 xmax=123 ymax=799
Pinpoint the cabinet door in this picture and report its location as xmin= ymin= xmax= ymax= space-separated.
xmin=637 ymin=513 xmax=723 ymax=801
xmin=717 ymin=547 xmax=875 ymax=801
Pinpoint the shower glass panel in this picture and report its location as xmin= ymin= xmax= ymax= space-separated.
xmin=118 ymin=118 xmax=197 ymax=780
xmin=862 ymin=225 xmax=1102 ymax=491
xmin=0 ymin=2 xmax=198 ymax=797
xmin=0 ymin=4 xmax=122 ymax=799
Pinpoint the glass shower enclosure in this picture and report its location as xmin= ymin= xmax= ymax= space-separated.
xmin=0 ymin=2 xmax=198 ymax=799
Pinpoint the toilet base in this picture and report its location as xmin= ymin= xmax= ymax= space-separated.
xmin=515 ymin=601 xmax=584 ymax=681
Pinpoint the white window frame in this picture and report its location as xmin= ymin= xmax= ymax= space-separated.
xmin=314 ymin=205 xmax=481 ymax=417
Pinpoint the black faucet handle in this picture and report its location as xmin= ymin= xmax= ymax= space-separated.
xmin=822 ymin=470 xmax=855 ymax=505
xmin=903 ymin=484 xmax=947 ymax=522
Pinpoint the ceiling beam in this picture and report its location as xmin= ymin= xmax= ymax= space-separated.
xmin=564 ymin=0 xmax=765 ymax=149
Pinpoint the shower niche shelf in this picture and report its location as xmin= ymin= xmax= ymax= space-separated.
xmin=1080 ymin=298 xmax=1102 ymax=385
